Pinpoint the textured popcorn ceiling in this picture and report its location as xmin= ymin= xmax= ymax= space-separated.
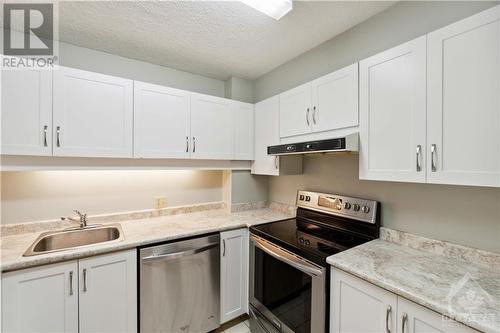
xmin=58 ymin=1 xmax=395 ymax=80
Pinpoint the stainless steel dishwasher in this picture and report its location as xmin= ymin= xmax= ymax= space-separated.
xmin=140 ymin=234 xmax=220 ymax=333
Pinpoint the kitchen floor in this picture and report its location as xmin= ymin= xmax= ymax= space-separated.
xmin=216 ymin=315 xmax=252 ymax=333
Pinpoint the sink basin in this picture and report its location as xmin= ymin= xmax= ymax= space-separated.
xmin=23 ymin=224 xmax=124 ymax=256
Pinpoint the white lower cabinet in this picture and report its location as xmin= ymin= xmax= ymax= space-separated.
xmin=331 ymin=268 xmax=397 ymax=333
xmin=1 ymin=250 xmax=136 ymax=333
xmin=79 ymin=250 xmax=137 ymax=333
xmin=2 ymin=261 xmax=79 ymax=333
xmin=220 ymin=228 xmax=249 ymax=323
xmin=331 ymin=268 xmax=477 ymax=333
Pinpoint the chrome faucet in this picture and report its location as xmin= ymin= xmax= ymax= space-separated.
xmin=61 ymin=210 xmax=88 ymax=229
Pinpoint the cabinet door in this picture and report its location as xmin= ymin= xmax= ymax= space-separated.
xmin=233 ymin=101 xmax=254 ymax=160
xmin=427 ymin=5 xmax=500 ymax=187
xmin=134 ymin=81 xmax=191 ymax=158
xmin=311 ymin=63 xmax=358 ymax=133
xmin=1 ymin=68 xmax=52 ymax=156
xmin=331 ymin=268 xmax=397 ymax=333
xmin=2 ymin=261 xmax=78 ymax=333
xmin=220 ymin=228 xmax=249 ymax=323
xmin=79 ymin=250 xmax=137 ymax=333
xmin=190 ymin=93 xmax=233 ymax=160
xmin=53 ymin=67 xmax=133 ymax=158
xmin=359 ymin=36 xmax=427 ymax=183
xmin=279 ymin=82 xmax=312 ymax=138
xmin=252 ymin=96 xmax=280 ymax=175
xmin=398 ymin=297 xmax=478 ymax=333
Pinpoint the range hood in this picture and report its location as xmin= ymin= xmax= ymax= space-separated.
xmin=267 ymin=133 xmax=358 ymax=156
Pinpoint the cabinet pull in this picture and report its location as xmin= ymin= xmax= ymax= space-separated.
xmin=306 ymin=108 xmax=310 ymax=126
xmin=43 ymin=125 xmax=48 ymax=147
xmin=83 ymin=268 xmax=87 ymax=292
xmin=186 ymin=136 xmax=189 ymax=153
xmin=192 ymin=137 xmax=196 ymax=153
xmin=222 ymin=239 xmax=226 ymax=257
xmin=312 ymin=106 xmax=317 ymax=125
xmin=431 ymin=144 xmax=437 ymax=172
xmin=56 ymin=126 xmax=61 ymax=147
xmin=402 ymin=313 xmax=408 ymax=333
xmin=69 ymin=271 xmax=74 ymax=296
xmin=416 ymin=145 xmax=422 ymax=172
xmin=386 ymin=305 xmax=392 ymax=333
xmin=274 ymin=156 xmax=279 ymax=169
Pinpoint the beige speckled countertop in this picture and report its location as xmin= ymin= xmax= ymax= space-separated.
xmin=1 ymin=207 xmax=293 ymax=272
xmin=327 ymin=228 xmax=500 ymax=333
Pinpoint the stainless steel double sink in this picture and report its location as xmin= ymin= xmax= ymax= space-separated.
xmin=23 ymin=224 xmax=124 ymax=257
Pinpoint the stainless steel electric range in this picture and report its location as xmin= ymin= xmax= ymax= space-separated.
xmin=249 ymin=190 xmax=380 ymax=333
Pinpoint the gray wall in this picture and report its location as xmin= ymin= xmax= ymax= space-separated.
xmin=224 ymin=77 xmax=254 ymax=103
xmin=59 ymin=42 xmax=225 ymax=97
xmin=1 ymin=170 xmax=223 ymax=224
xmin=269 ymin=155 xmax=500 ymax=253
xmin=231 ymin=170 xmax=268 ymax=204
xmin=254 ymin=1 xmax=499 ymax=102
xmin=258 ymin=1 xmax=500 ymax=253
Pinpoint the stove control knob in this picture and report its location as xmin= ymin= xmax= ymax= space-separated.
xmin=362 ymin=206 xmax=370 ymax=214
xmin=299 ymin=194 xmax=305 ymax=201
xmin=299 ymin=237 xmax=305 ymax=244
xmin=352 ymin=204 xmax=361 ymax=212
xmin=344 ymin=202 xmax=352 ymax=210
xmin=304 ymin=239 xmax=310 ymax=245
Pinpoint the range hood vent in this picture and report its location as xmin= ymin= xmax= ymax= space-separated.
xmin=267 ymin=133 xmax=358 ymax=156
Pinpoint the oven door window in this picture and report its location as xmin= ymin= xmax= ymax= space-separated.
xmin=254 ymin=247 xmax=312 ymax=333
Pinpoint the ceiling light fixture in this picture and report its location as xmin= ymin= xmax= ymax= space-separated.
xmin=240 ymin=0 xmax=293 ymax=20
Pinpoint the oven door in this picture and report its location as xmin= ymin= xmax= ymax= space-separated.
xmin=249 ymin=234 xmax=326 ymax=333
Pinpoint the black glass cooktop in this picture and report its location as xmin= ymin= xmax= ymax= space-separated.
xmin=250 ymin=217 xmax=374 ymax=266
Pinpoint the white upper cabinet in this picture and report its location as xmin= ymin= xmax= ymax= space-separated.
xmin=190 ymin=93 xmax=233 ymax=160
xmin=311 ymin=63 xmax=358 ymax=133
xmin=220 ymin=228 xmax=249 ymax=323
xmin=134 ymin=81 xmax=191 ymax=158
xmin=79 ymin=250 xmax=137 ymax=333
xmin=279 ymin=82 xmax=312 ymax=138
xmin=252 ymin=96 xmax=281 ymax=175
xmin=359 ymin=36 xmax=427 ymax=183
xmin=427 ymin=5 xmax=500 ymax=187
xmin=1 ymin=68 xmax=52 ymax=156
xmin=2 ymin=261 xmax=79 ymax=333
xmin=279 ymin=64 xmax=359 ymax=140
xmin=53 ymin=67 xmax=133 ymax=158
xmin=232 ymin=101 xmax=254 ymax=160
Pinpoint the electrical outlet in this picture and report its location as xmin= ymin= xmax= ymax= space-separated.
xmin=154 ymin=196 xmax=168 ymax=209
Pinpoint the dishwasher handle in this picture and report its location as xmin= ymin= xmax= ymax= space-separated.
xmin=142 ymin=242 xmax=218 ymax=262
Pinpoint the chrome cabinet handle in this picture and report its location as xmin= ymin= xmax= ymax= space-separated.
xmin=56 ymin=126 xmax=61 ymax=147
xmin=312 ymin=106 xmax=317 ymax=125
xmin=402 ymin=313 xmax=408 ymax=333
xmin=43 ymin=125 xmax=48 ymax=147
xmin=185 ymin=136 xmax=189 ymax=153
xmin=222 ymin=239 xmax=226 ymax=257
xmin=416 ymin=145 xmax=422 ymax=172
xmin=274 ymin=156 xmax=279 ymax=169
xmin=192 ymin=137 xmax=196 ymax=153
xmin=306 ymin=108 xmax=310 ymax=126
xmin=386 ymin=305 xmax=392 ymax=333
xmin=83 ymin=268 xmax=87 ymax=292
xmin=431 ymin=144 xmax=437 ymax=172
xmin=69 ymin=271 xmax=74 ymax=296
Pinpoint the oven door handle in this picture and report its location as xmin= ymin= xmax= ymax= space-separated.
xmin=251 ymin=235 xmax=324 ymax=277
